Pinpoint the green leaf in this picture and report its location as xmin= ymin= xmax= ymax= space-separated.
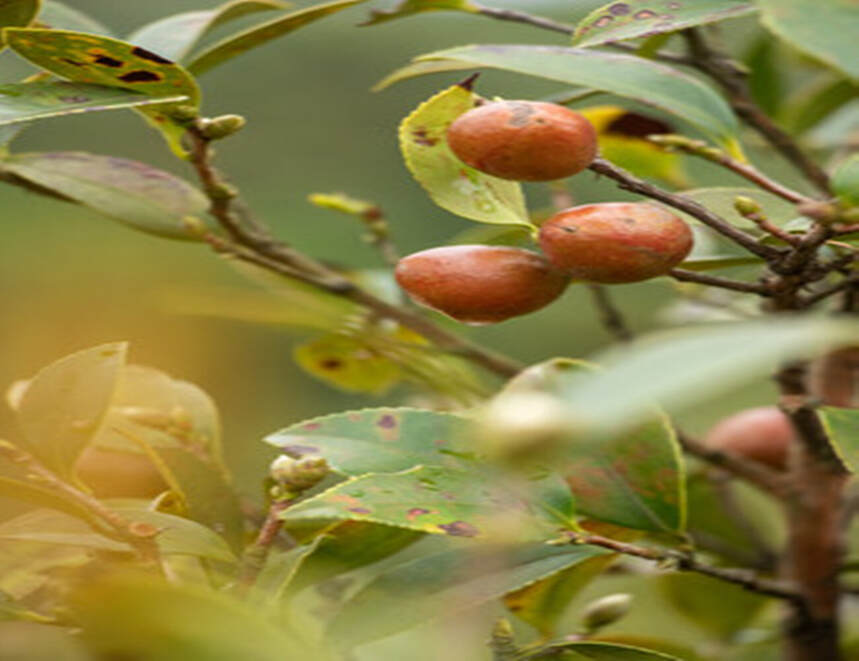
xmin=71 ymin=574 xmax=323 ymax=661
xmin=503 ymin=554 xmax=617 ymax=637
xmin=758 ymin=0 xmax=859 ymax=82
xmin=361 ymin=0 xmax=478 ymax=26
xmin=329 ymin=542 xmax=610 ymax=648
xmin=293 ymin=333 xmax=402 ymax=395
xmin=37 ymin=1 xmax=113 ymax=35
xmin=820 ymin=407 xmax=859 ymax=473
xmin=0 ymin=82 xmax=187 ymax=127
xmin=679 ymin=187 xmax=797 ymax=229
xmin=127 ymin=0 xmax=286 ymax=63
xmin=573 ymin=1 xmax=755 ymax=49
xmin=265 ymin=407 xmax=476 ymax=475
xmin=4 ymin=28 xmax=201 ymax=155
xmin=385 ymin=45 xmax=739 ymax=147
xmin=0 ymin=475 xmax=97 ymax=523
xmin=0 ymin=0 xmax=39 ymax=45
xmin=14 ymin=342 xmax=126 ymax=479
xmin=528 ymin=641 xmax=681 ymax=660
xmin=832 ymin=153 xmax=859 ymax=208
xmin=1 ymin=152 xmax=209 ymax=240
xmin=186 ymin=0 xmax=368 ymax=76
xmin=250 ymin=537 xmax=324 ymax=607
xmin=744 ymin=33 xmax=783 ymax=117
xmin=781 ymin=76 xmax=859 ymax=135
xmin=559 ymin=318 xmax=859 ymax=433
xmin=0 ymin=509 xmax=128 ymax=552
xmin=283 ymin=465 xmax=575 ymax=542
xmin=399 ymin=83 xmax=531 ymax=227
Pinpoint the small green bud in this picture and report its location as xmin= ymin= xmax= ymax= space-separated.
xmin=488 ymin=617 xmax=518 ymax=656
xmin=199 ymin=114 xmax=247 ymax=140
xmin=581 ymin=593 xmax=633 ymax=632
xmin=733 ymin=195 xmax=762 ymax=217
xmin=168 ymin=105 xmax=200 ymax=122
xmin=270 ymin=455 xmax=330 ymax=492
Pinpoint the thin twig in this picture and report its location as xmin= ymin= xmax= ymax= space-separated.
xmin=588 ymin=157 xmax=783 ymax=261
xmin=585 ymin=284 xmax=633 ymax=342
xmin=473 ymin=4 xmax=574 ymax=35
xmin=802 ymin=274 xmax=859 ymax=307
xmin=682 ymin=29 xmax=830 ymax=195
xmin=669 ymin=268 xmax=771 ymax=295
xmin=234 ymin=498 xmax=294 ymax=595
xmin=564 ymin=531 xmax=804 ymax=604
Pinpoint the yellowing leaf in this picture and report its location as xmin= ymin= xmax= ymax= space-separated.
xmin=361 ymin=0 xmax=478 ymax=26
xmin=294 ymin=334 xmax=401 ymax=394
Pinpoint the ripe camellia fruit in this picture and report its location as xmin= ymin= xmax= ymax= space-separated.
xmin=539 ymin=202 xmax=693 ymax=283
xmin=394 ymin=245 xmax=569 ymax=324
xmin=446 ymin=100 xmax=597 ymax=181
xmin=703 ymin=406 xmax=794 ymax=470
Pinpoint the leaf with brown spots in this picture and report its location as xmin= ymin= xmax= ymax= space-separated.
xmin=572 ymin=1 xmax=755 ymax=49
xmin=399 ymin=83 xmax=531 ymax=228
xmin=4 ymin=28 xmax=200 ymax=154
xmin=127 ymin=0 xmax=286 ymax=64
xmin=293 ymin=334 xmax=402 ymax=395
xmin=329 ymin=541 xmax=609 ymax=648
xmin=0 ymin=0 xmax=39 ymax=48
xmin=1 ymin=151 xmax=210 ymax=239
xmin=361 ymin=0 xmax=478 ymax=26
xmin=282 ymin=465 xmax=576 ymax=542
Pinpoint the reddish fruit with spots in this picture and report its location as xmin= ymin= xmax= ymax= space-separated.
xmin=538 ymin=202 xmax=693 ymax=283
xmin=704 ymin=406 xmax=794 ymax=470
xmin=394 ymin=245 xmax=569 ymax=324
xmin=446 ymin=100 xmax=597 ymax=181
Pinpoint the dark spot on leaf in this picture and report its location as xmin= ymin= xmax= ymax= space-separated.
xmin=634 ymin=9 xmax=658 ymax=19
xmin=408 ymin=508 xmax=430 ymax=517
xmin=118 ymin=70 xmax=161 ymax=83
xmin=93 ymin=55 xmax=123 ymax=68
xmin=60 ymin=58 xmax=86 ymax=67
xmin=608 ymin=2 xmax=631 ymax=15
xmin=438 ymin=521 xmax=479 ymax=537
xmin=594 ymin=16 xmax=613 ymax=27
xmin=59 ymin=96 xmax=90 ymax=104
xmin=131 ymin=46 xmax=173 ymax=64
xmin=348 ymin=507 xmax=372 ymax=514
xmin=280 ymin=444 xmax=320 ymax=457
xmin=412 ymin=128 xmax=437 ymax=147
xmin=319 ymin=358 xmax=343 ymax=370
xmin=377 ymin=414 xmax=397 ymax=429
xmin=506 ymin=102 xmax=536 ymax=127
xmin=606 ymin=111 xmax=672 ymax=138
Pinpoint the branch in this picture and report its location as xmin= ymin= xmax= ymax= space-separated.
xmin=682 ymin=29 xmax=831 ymax=195
xmin=184 ymin=124 xmax=523 ymax=379
xmin=0 ymin=441 xmax=160 ymax=562
xmin=585 ymin=284 xmax=633 ymax=342
xmin=234 ymin=497 xmax=294 ymax=594
xmin=564 ymin=531 xmax=804 ymax=604
xmin=473 ymin=4 xmax=574 ymax=35
xmin=802 ymin=273 xmax=859 ymax=307
xmin=588 ymin=157 xmax=783 ymax=260
xmin=669 ymin=268 xmax=772 ymax=295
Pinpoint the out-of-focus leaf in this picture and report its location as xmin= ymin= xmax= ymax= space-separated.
xmin=127 ymin=0 xmax=286 ymax=63
xmin=283 ymin=465 xmax=575 ymax=542
xmin=677 ymin=187 xmax=796 ymax=229
xmin=0 ymin=475 xmax=96 ymax=523
xmin=361 ymin=0 xmax=478 ymax=26
xmin=759 ymin=0 xmax=859 ymax=82
xmin=399 ymin=83 xmax=530 ymax=227
xmin=0 ymin=82 xmax=186 ymax=126
xmin=36 ymin=1 xmax=113 ymax=35
xmin=529 ymin=641 xmax=681 ymax=660
xmin=679 ymin=255 xmax=764 ymax=271
xmin=4 ymin=28 xmax=200 ymax=154
xmin=250 ymin=537 xmax=324 ymax=607
xmin=1 ymin=152 xmax=209 ymax=239
xmin=385 ymin=45 xmax=739 ymax=147
xmin=71 ymin=574 xmax=323 ymax=661
xmin=294 ymin=334 xmax=402 ymax=395
xmin=0 ymin=540 xmax=90 ymax=600
xmin=14 ymin=343 xmax=126 ymax=479
xmin=0 ymin=0 xmax=39 ymax=48
xmin=329 ymin=542 xmax=610 ymax=648
xmin=373 ymin=58 xmax=475 ymax=91
xmin=660 ymin=572 xmax=768 ymax=638
xmin=820 ymin=407 xmax=859 ymax=472
xmin=186 ymin=0 xmax=367 ymax=76
xmin=744 ymin=33 xmax=782 ymax=117
xmin=0 ymin=509 xmax=128 ymax=551
xmin=504 ymin=554 xmax=616 ymax=637
xmin=782 ymin=77 xmax=859 ymax=135
xmin=573 ymin=1 xmax=754 ymax=48
xmin=265 ymin=407 xmax=474 ymax=475
xmin=0 ymin=622 xmax=93 ymax=660
xmin=832 ymin=154 xmax=859 ymax=208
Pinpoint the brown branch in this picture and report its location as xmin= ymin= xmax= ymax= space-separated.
xmin=802 ymin=273 xmax=859 ymax=307
xmin=184 ymin=124 xmax=523 ymax=379
xmin=585 ymin=284 xmax=633 ymax=342
xmin=564 ymin=531 xmax=804 ymax=604
xmin=669 ymin=268 xmax=771 ymax=295
xmin=588 ymin=157 xmax=783 ymax=261
xmin=234 ymin=498 xmax=294 ymax=595
xmin=472 ymin=4 xmax=574 ymax=35
xmin=682 ymin=29 xmax=831 ymax=195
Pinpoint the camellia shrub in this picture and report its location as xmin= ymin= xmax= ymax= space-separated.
xmin=1 ymin=1 xmax=859 ymax=660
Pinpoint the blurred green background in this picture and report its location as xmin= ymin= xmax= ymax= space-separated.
xmin=0 ymin=0 xmax=785 ymax=496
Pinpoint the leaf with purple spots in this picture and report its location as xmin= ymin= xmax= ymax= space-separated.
xmin=265 ymin=407 xmax=477 ymax=475
xmin=281 ymin=465 xmax=576 ymax=542
xmin=399 ymin=83 xmax=532 ymax=228
xmin=1 ymin=151 xmax=210 ymax=239
xmin=329 ymin=541 xmax=610 ymax=648
xmin=572 ymin=1 xmax=755 ymax=49
xmin=4 ymin=28 xmax=200 ymax=154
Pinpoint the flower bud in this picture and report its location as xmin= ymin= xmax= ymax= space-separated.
xmin=581 ymin=593 xmax=633 ymax=632
xmin=733 ymin=195 xmax=762 ymax=217
xmin=269 ymin=455 xmax=330 ymax=492
xmin=199 ymin=114 xmax=246 ymax=140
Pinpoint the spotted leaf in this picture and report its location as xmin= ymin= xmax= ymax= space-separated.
xmin=0 ymin=0 xmax=39 ymax=47
xmin=573 ymin=1 xmax=755 ymax=48
xmin=293 ymin=334 xmax=402 ymax=395
xmin=361 ymin=0 xmax=478 ymax=26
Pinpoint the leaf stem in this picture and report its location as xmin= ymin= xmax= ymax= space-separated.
xmin=234 ymin=497 xmax=295 ymax=595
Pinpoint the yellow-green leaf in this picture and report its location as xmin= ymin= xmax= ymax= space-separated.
xmin=294 ymin=333 xmax=402 ymax=394
xmin=361 ymin=0 xmax=478 ymax=26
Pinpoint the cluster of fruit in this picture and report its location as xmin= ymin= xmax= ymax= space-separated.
xmin=395 ymin=100 xmax=694 ymax=324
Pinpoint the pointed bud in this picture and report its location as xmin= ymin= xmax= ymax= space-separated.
xmin=581 ymin=593 xmax=633 ymax=632
xmin=199 ymin=114 xmax=246 ymax=140
xmin=733 ymin=195 xmax=762 ymax=217
xmin=270 ymin=455 xmax=330 ymax=492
